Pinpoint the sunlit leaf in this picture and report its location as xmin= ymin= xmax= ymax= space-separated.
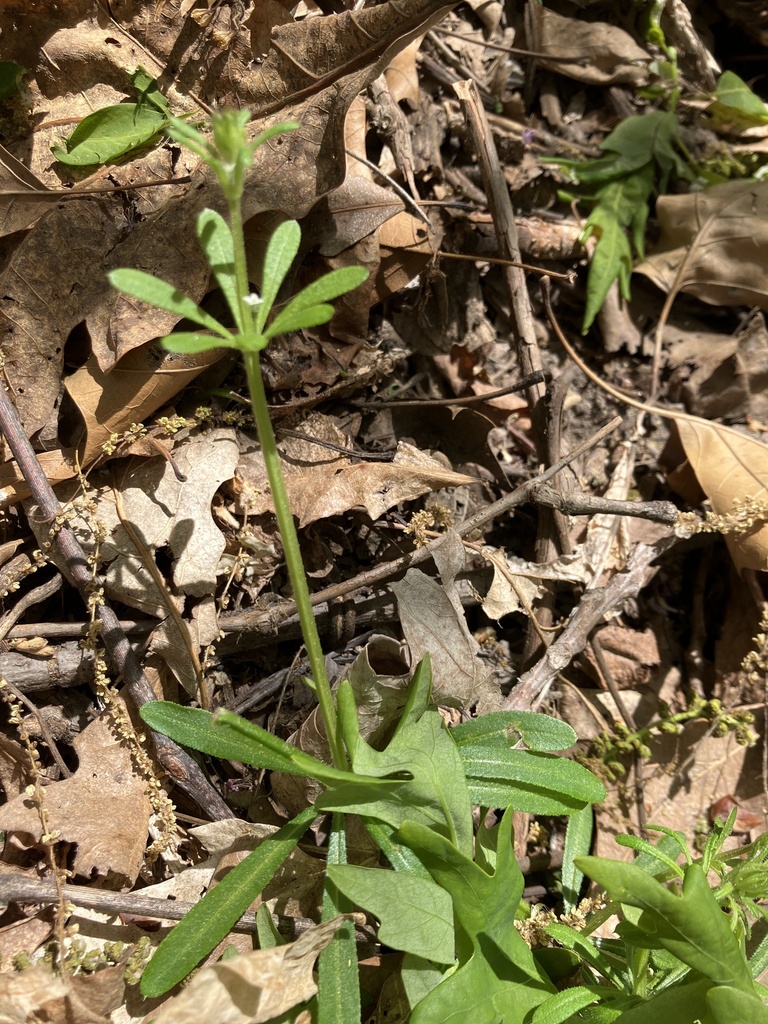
xmin=108 ymin=268 xmax=234 ymax=339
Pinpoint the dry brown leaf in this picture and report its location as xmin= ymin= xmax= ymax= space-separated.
xmin=66 ymin=344 xmax=224 ymax=466
xmin=0 ymin=143 xmax=60 ymax=237
xmin=525 ymin=4 xmax=650 ymax=86
xmin=0 ymin=910 xmax=53 ymax=970
xmin=673 ymin=417 xmax=768 ymax=571
xmin=377 ymin=210 xmax=438 ymax=300
xmin=0 ymin=963 xmax=125 ymax=1024
xmin=636 ymin=180 xmax=768 ymax=312
xmin=384 ymin=35 xmax=423 ymax=107
xmin=0 ymin=701 xmax=151 ymax=886
xmin=237 ymin=412 xmax=474 ymax=527
xmin=391 ymin=530 xmax=499 ymax=711
xmin=149 ymin=916 xmax=354 ymax=1024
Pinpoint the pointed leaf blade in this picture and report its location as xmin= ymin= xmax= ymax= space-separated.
xmin=108 ymin=269 xmax=233 ymax=338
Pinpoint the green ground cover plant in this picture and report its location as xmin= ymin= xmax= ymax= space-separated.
xmin=109 ymin=109 xmax=768 ymax=1023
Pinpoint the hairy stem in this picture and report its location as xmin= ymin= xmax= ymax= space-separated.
xmin=243 ymin=352 xmax=346 ymax=770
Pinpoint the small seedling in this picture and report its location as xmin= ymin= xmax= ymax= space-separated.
xmin=53 ymin=67 xmax=173 ymax=167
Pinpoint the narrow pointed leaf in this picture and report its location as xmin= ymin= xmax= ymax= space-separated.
xmin=256 ymin=218 xmax=300 ymax=332
xmin=108 ymin=268 xmax=234 ymax=338
xmin=450 ymin=711 xmax=577 ymax=752
xmin=161 ymin=331 xmax=237 ymax=353
xmin=264 ymin=302 xmax=335 ymax=338
xmin=197 ymin=208 xmax=241 ymax=331
xmin=140 ymin=806 xmax=317 ymax=997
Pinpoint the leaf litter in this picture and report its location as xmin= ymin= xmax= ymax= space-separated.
xmin=0 ymin=0 xmax=767 ymax=1020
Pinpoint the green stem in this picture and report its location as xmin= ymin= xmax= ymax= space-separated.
xmin=243 ymin=351 xmax=347 ymax=771
xmin=227 ymin=196 xmax=256 ymax=336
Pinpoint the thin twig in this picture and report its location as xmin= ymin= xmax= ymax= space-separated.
xmin=503 ymin=534 xmax=678 ymax=711
xmin=0 ymin=872 xmax=258 ymax=932
xmin=0 ymin=573 xmax=63 ymax=644
xmin=453 ymin=79 xmax=548 ymax=456
xmin=220 ymin=416 xmax=623 ymax=637
xmin=531 ymin=483 xmax=680 ymax=525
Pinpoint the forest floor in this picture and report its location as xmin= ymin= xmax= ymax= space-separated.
xmin=0 ymin=0 xmax=767 ymax=1021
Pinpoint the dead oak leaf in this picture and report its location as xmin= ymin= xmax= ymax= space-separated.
xmin=237 ymin=414 xmax=475 ymax=527
xmin=0 ymin=703 xmax=151 ymax=887
xmin=673 ymin=417 xmax=768 ymax=572
xmin=0 ymin=963 xmax=126 ymax=1024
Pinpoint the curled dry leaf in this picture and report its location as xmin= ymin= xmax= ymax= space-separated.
xmin=525 ymin=4 xmax=650 ymax=86
xmin=672 ymin=417 xmax=768 ymax=572
xmin=149 ymin=916 xmax=355 ymax=1024
xmin=635 ymin=180 xmax=768 ymax=312
xmin=0 ymin=962 xmax=126 ymax=1024
xmin=392 ymin=530 xmax=499 ymax=711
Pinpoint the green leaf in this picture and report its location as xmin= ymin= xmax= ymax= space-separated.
xmin=531 ymin=986 xmax=605 ymax=1024
xmin=450 ymin=710 xmax=577 ymax=752
xmin=319 ymin=683 xmax=473 ymax=855
xmin=400 ymin=809 xmax=555 ymax=1024
xmin=327 ymin=864 xmax=455 ymax=963
xmin=161 ymin=331 xmax=237 ymax=353
xmin=461 ymin=747 xmax=606 ymax=814
xmin=251 ymin=120 xmax=301 ymax=151
xmin=595 ymin=977 xmax=713 ymax=1024
xmin=577 ymin=858 xmax=755 ymax=991
xmin=580 ymin=169 xmax=654 ymax=332
xmin=614 ymin=834 xmax=683 ymax=879
xmin=0 ymin=61 xmax=24 ymax=101
xmin=140 ymin=805 xmax=316 ymax=997
xmin=131 ymin=66 xmax=170 ymax=117
xmin=255 ymin=903 xmax=284 ymax=949
xmin=196 ymin=209 xmax=241 ymax=331
xmin=263 ymin=303 xmax=336 ymax=338
xmin=108 ymin=268 xmax=235 ymax=339
xmin=707 ymin=984 xmax=768 ymax=1023
xmin=365 ymin=820 xmax=432 ymax=879
xmin=710 ymin=71 xmax=768 ymax=131
xmin=544 ymin=923 xmax=628 ymax=989
xmin=562 ymin=804 xmax=593 ymax=910
xmin=255 ymin=219 xmax=301 ymax=333
xmin=265 ymin=266 xmax=369 ymax=338
xmin=318 ymin=819 xmax=360 ymax=1024
xmin=52 ymin=103 xmax=167 ymax=166
xmin=401 ymin=954 xmax=451 ymax=1011
xmin=139 ymin=701 xmax=396 ymax=790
